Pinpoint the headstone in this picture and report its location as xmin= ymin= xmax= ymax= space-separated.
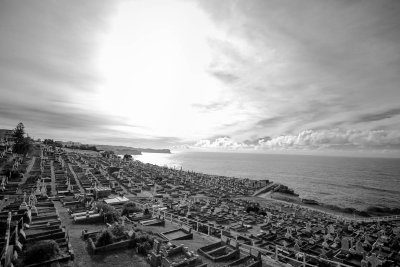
xmin=341 ymin=237 xmax=351 ymax=251
xmin=356 ymin=240 xmax=364 ymax=254
xmin=128 ymin=230 xmax=134 ymax=238
xmin=347 ymin=224 xmax=353 ymax=232
xmin=328 ymin=224 xmax=335 ymax=234
xmin=285 ymin=227 xmax=293 ymax=239
xmin=322 ymin=236 xmax=329 ymax=248
xmin=19 ymin=229 xmax=26 ymax=242
xmin=294 ymin=241 xmax=300 ymax=252
xmin=153 ymin=239 xmax=161 ymax=254
xmin=366 ymin=253 xmax=383 ymax=267
xmin=306 ymin=222 xmax=312 ymax=232
xmin=320 ymin=248 xmax=327 ymax=258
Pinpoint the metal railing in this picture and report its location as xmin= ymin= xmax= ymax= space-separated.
xmin=151 ymin=209 xmax=356 ymax=267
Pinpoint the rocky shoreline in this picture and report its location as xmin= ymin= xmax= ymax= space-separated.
xmin=269 ymin=190 xmax=400 ymax=218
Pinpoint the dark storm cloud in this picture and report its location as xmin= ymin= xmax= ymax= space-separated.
xmin=208 ymin=70 xmax=239 ymax=83
xmin=0 ymin=102 xmax=121 ymax=132
xmin=356 ymin=108 xmax=400 ymax=123
xmin=256 ymin=117 xmax=284 ymax=127
xmin=91 ymin=136 xmax=184 ymax=148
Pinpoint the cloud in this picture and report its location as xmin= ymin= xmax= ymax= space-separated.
xmin=194 ymin=137 xmax=248 ymax=149
xmin=256 ymin=117 xmax=285 ymax=127
xmin=208 ymin=70 xmax=239 ymax=83
xmin=1 ymin=0 xmax=400 ymax=152
xmin=195 ymin=0 xmax=400 ymax=145
xmin=356 ymin=108 xmax=400 ymax=123
xmin=243 ymin=136 xmax=271 ymax=145
xmin=192 ymin=129 xmax=400 ymax=153
xmin=192 ymin=102 xmax=231 ymax=112
xmin=259 ymin=129 xmax=400 ymax=150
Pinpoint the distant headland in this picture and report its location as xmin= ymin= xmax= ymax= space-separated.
xmin=96 ymin=145 xmax=171 ymax=155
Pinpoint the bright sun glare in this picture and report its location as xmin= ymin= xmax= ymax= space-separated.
xmin=94 ymin=0 xmax=231 ymax=140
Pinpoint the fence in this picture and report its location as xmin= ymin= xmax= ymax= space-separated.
xmin=151 ymin=209 xmax=356 ymax=267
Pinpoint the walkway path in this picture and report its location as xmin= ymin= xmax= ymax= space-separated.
xmin=252 ymin=183 xmax=276 ymax=196
xmin=19 ymin=156 xmax=36 ymax=186
xmin=68 ymin=163 xmax=84 ymax=193
xmin=50 ymin=160 xmax=57 ymax=196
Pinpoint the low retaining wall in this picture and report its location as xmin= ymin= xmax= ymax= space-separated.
xmin=87 ymin=237 xmax=133 ymax=254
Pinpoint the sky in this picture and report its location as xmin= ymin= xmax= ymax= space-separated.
xmin=1 ymin=0 xmax=400 ymax=156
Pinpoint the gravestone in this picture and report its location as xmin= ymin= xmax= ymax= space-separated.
xmin=366 ymin=253 xmax=383 ymax=267
xmin=341 ymin=237 xmax=351 ymax=251
xmin=306 ymin=222 xmax=312 ymax=232
xmin=328 ymin=224 xmax=335 ymax=234
xmin=348 ymin=224 xmax=353 ymax=232
xmin=285 ymin=227 xmax=293 ymax=239
xmin=149 ymin=239 xmax=162 ymax=267
xmin=322 ymin=236 xmax=329 ymax=248
xmin=128 ymin=230 xmax=134 ymax=238
xmin=320 ymin=248 xmax=327 ymax=259
xmin=294 ymin=241 xmax=300 ymax=252
xmin=356 ymin=240 xmax=364 ymax=254
xmin=153 ymin=239 xmax=161 ymax=254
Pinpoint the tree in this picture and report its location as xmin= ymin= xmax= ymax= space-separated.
xmin=123 ymin=154 xmax=132 ymax=161
xmin=43 ymin=139 xmax=55 ymax=145
xmin=12 ymin=122 xmax=32 ymax=156
xmin=13 ymin=122 xmax=25 ymax=140
xmin=102 ymin=150 xmax=115 ymax=158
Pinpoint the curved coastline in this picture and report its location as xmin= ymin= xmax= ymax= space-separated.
xmin=134 ymin=158 xmax=400 ymax=219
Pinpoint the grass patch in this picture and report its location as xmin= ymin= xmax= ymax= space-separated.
xmin=24 ymin=240 xmax=61 ymax=265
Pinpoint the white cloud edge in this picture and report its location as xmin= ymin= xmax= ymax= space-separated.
xmin=190 ymin=129 xmax=400 ymax=153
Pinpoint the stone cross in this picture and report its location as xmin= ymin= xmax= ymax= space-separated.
xmin=285 ymin=227 xmax=293 ymax=239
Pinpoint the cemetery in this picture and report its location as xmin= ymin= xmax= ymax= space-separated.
xmin=0 ymin=143 xmax=399 ymax=267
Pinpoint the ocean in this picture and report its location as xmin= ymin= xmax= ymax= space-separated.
xmin=134 ymin=151 xmax=400 ymax=211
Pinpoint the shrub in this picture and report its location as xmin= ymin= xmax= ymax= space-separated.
xmin=110 ymin=224 xmax=129 ymax=239
xmin=121 ymin=201 xmax=141 ymax=216
xmin=96 ymin=229 xmax=115 ymax=247
xmin=135 ymin=233 xmax=148 ymax=243
xmin=24 ymin=240 xmax=60 ymax=264
xmin=96 ymin=202 xmax=120 ymax=223
xmin=137 ymin=241 xmax=152 ymax=255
